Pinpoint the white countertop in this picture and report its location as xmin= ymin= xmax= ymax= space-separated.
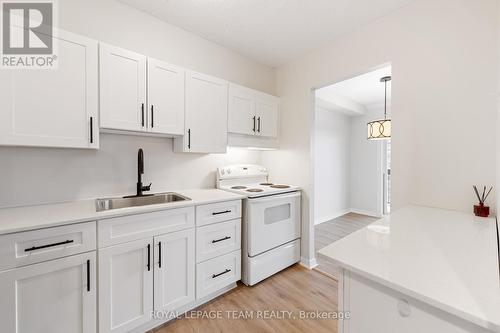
xmin=0 ymin=189 xmax=244 ymax=235
xmin=319 ymin=205 xmax=500 ymax=332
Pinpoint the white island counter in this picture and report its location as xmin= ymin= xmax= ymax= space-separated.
xmin=319 ymin=205 xmax=500 ymax=333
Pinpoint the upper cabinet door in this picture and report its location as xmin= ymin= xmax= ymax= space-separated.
xmin=99 ymin=43 xmax=146 ymax=132
xmin=256 ymin=93 xmax=280 ymax=138
xmin=0 ymin=29 xmax=99 ymax=149
xmin=147 ymin=58 xmax=185 ymax=136
xmin=228 ymin=84 xmax=257 ymax=136
xmin=154 ymin=229 xmax=195 ymax=313
xmin=0 ymin=252 xmax=96 ymax=333
xmin=181 ymin=71 xmax=228 ymax=153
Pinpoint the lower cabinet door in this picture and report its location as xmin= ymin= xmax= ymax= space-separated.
xmin=0 ymin=252 xmax=96 ymax=333
xmin=154 ymin=229 xmax=195 ymax=312
xmin=99 ymin=238 xmax=153 ymax=333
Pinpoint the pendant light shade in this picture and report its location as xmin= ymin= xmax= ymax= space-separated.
xmin=367 ymin=118 xmax=391 ymax=140
xmin=367 ymin=76 xmax=391 ymax=140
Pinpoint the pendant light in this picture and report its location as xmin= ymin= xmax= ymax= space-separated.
xmin=367 ymin=76 xmax=391 ymax=140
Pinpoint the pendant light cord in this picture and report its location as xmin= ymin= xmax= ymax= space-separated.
xmin=384 ymin=79 xmax=387 ymax=120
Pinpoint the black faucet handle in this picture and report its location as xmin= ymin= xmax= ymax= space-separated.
xmin=142 ymin=183 xmax=152 ymax=192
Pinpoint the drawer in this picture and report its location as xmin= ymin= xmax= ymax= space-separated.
xmin=98 ymin=207 xmax=194 ymax=248
xmin=196 ymin=219 xmax=241 ymax=262
xmin=196 ymin=200 xmax=241 ymax=226
xmin=196 ymin=250 xmax=241 ymax=299
xmin=0 ymin=221 xmax=96 ymax=271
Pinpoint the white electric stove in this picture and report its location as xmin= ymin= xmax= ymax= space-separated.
xmin=217 ymin=164 xmax=301 ymax=286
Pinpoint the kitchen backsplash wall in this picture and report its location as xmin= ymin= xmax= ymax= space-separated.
xmin=0 ymin=134 xmax=261 ymax=208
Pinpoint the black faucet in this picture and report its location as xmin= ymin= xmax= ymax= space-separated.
xmin=135 ymin=148 xmax=152 ymax=197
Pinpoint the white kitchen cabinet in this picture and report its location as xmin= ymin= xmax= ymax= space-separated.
xmin=98 ymin=238 xmax=153 ymax=333
xmin=100 ymin=45 xmax=185 ymax=137
xmin=0 ymin=29 xmax=99 ymax=149
xmin=228 ymin=83 xmax=279 ymax=139
xmin=154 ymin=229 xmax=195 ymax=313
xmin=99 ymin=43 xmax=147 ymax=132
xmin=0 ymin=252 xmax=96 ymax=333
xmin=255 ymin=93 xmax=279 ymax=138
xmin=147 ymin=58 xmax=185 ymax=135
xmin=174 ymin=71 xmax=228 ymax=153
xmin=228 ymin=84 xmax=257 ymax=136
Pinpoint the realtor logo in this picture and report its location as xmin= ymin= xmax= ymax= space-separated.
xmin=1 ymin=1 xmax=57 ymax=68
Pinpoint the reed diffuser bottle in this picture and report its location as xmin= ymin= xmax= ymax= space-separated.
xmin=473 ymin=185 xmax=493 ymax=218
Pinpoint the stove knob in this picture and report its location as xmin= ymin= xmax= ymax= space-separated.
xmin=227 ymin=169 xmax=232 ymax=174
xmin=221 ymin=169 xmax=225 ymax=175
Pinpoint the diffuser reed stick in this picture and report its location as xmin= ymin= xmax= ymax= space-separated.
xmin=473 ymin=185 xmax=493 ymax=204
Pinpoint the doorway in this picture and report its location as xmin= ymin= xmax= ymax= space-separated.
xmin=312 ymin=65 xmax=392 ymax=278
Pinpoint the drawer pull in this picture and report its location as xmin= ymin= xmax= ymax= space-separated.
xmin=212 ymin=210 xmax=231 ymax=216
xmin=25 ymin=239 xmax=74 ymax=252
xmin=212 ymin=236 xmax=231 ymax=243
xmin=212 ymin=268 xmax=231 ymax=279
xmin=86 ymin=259 xmax=91 ymax=292
xmin=158 ymin=241 xmax=162 ymax=268
xmin=147 ymin=244 xmax=151 ymax=271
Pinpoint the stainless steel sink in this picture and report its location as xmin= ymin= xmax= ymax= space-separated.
xmin=96 ymin=192 xmax=190 ymax=212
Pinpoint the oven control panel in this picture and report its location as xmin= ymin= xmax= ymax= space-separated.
xmin=218 ymin=164 xmax=267 ymax=179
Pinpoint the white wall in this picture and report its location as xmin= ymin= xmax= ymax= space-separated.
xmin=314 ymin=106 xmax=384 ymax=224
xmin=349 ymin=110 xmax=384 ymax=217
xmin=0 ymin=135 xmax=261 ymax=208
xmin=0 ymin=0 xmax=275 ymax=208
xmin=262 ymin=0 xmax=498 ymax=264
xmin=58 ymin=0 xmax=275 ymax=94
xmin=314 ymin=107 xmax=351 ymax=224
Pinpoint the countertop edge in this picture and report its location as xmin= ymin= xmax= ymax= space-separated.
xmin=319 ymin=254 xmax=500 ymax=332
xmin=0 ymin=189 xmax=245 ymax=235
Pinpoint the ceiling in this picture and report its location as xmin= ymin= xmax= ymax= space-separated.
xmin=316 ymin=66 xmax=391 ymax=115
xmin=118 ymin=0 xmax=414 ymax=67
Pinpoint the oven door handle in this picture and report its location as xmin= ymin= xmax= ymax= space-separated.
xmin=247 ymin=190 xmax=300 ymax=203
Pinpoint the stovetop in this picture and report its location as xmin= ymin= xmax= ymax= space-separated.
xmin=219 ymin=182 xmax=299 ymax=198
xmin=217 ymin=164 xmax=299 ymax=198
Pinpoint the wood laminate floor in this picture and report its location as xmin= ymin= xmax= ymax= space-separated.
xmin=152 ymin=265 xmax=338 ymax=333
xmin=315 ymin=213 xmax=378 ymax=279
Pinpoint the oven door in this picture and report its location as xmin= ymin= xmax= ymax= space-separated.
xmin=246 ymin=191 xmax=301 ymax=257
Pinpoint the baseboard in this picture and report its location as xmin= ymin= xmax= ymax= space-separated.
xmin=349 ymin=208 xmax=381 ymax=218
xmin=315 ymin=209 xmax=350 ymax=225
xmin=300 ymin=256 xmax=318 ymax=269
xmin=315 ymin=208 xmax=381 ymax=225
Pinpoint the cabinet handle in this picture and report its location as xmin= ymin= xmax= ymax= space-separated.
xmin=212 ymin=209 xmax=231 ymax=216
xmin=147 ymin=244 xmax=151 ymax=271
xmin=151 ymin=105 xmax=154 ymax=128
xmin=86 ymin=259 xmax=91 ymax=292
xmin=212 ymin=269 xmax=231 ymax=279
xmin=187 ymin=129 xmax=191 ymax=149
xmin=158 ymin=241 xmax=162 ymax=268
xmin=89 ymin=117 xmax=94 ymax=144
xmin=252 ymin=116 xmax=256 ymax=132
xmin=257 ymin=117 xmax=261 ymax=133
xmin=141 ymin=103 xmax=145 ymax=127
xmin=25 ymin=239 xmax=74 ymax=252
xmin=212 ymin=236 xmax=231 ymax=243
